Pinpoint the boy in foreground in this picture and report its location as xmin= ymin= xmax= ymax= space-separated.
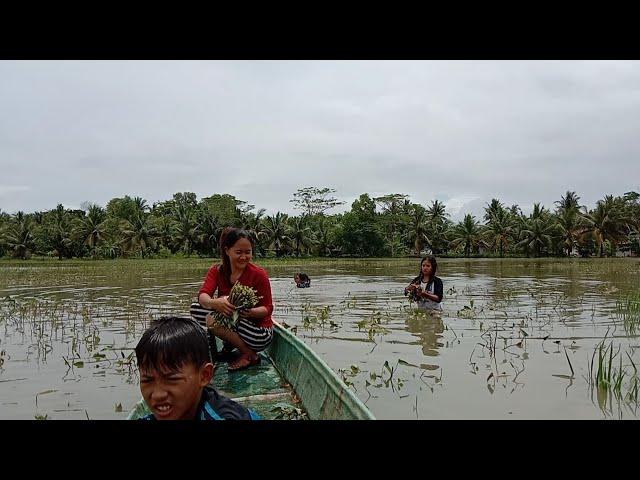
xmin=135 ymin=316 xmax=260 ymax=420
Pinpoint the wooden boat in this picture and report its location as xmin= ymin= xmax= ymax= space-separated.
xmin=127 ymin=321 xmax=375 ymax=420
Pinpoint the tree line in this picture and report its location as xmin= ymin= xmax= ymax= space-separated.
xmin=0 ymin=187 xmax=638 ymax=260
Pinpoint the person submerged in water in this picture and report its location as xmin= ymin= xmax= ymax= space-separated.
xmin=404 ymin=255 xmax=443 ymax=311
xmin=294 ymin=272 xmax=311 ymax=288
xmin=134 ymin=316 xmax=260 ymax=420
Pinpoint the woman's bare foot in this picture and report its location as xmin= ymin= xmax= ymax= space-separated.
xmin=228 ymin=353 xmax=261 ymax=372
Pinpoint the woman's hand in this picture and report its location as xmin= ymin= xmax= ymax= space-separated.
xmin=212 ymin=296 xmax=235 ymax=317
xmin=205 ymin=312 xmax=215 ymax=328
xmin=239 ymin=306 xmax=267 ymax=321
xmin=421 ymin=290 xmax=433 ymax=300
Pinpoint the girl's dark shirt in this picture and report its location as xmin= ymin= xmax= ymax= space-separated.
xmin=407 ymin=275 xmax=443 ymax=302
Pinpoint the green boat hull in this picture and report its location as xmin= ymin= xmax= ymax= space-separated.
xmin=128 ymin=321 xmax=375 ymax=420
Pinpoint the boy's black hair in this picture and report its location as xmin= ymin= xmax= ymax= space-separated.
xmin=135 ymin=316 xmax=212 ymax=372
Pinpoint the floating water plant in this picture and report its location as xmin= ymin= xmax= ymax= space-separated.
xmin=457 ymin=299 xmax=483 ymax=319
xmin=356 ymin=311 xmax=391 ymax=340
xmin=270 ymin=403 xmax=309 ymax=420
xmin=300 ymin=303 xmax=334 ymax=330
xmin=338 ymin=364 xmax=361 ymax=390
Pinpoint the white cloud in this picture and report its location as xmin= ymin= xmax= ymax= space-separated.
xmin=444 ymin=195 xmax=481 ymax=218
xmin=0 ymin=60 xmax=639 ymax=215
xmin=0 ymin=185 xmax=30 ymax=196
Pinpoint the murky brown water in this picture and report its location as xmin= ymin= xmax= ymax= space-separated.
xmin=1 ymin=258 xmax=639 ymax=419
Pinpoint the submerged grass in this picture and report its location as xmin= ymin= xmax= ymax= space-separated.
xmin=2 ymin=256 xmax=640 ymax=419
xmin=616 ymin=291 xmax=640 ymax=336
xmin=588 ymin=332 xmax=640 ymax=412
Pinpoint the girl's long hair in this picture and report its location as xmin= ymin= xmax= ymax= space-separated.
xmin=218 ymin=227 xmax=255 ymax=285
xmin=412 ymin=255 xmax=438 ymax=285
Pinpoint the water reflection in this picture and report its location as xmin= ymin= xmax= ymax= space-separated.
xmin=405 ymin=310 xmax=444 ymax=357
xmin=1 ymin=257 xmax=639 ymax=419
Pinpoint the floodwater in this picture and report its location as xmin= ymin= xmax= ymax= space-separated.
xmin=1 ymin=257 xmax=639 ymax=419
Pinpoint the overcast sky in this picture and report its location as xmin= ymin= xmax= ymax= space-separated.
xmin=1 ymin=60 xmax=638 ymax=222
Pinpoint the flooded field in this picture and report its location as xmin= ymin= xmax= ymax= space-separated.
xmin=1 ymin=257 xmax=639 ymax=419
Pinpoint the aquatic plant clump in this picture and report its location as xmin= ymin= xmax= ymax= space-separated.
xmin=270 ymin=403 xmax=309 ymax=420
xmin=405 ymin=288 xmax=422 ymax=305
xmin=208 ymin=282 xmax=262 ymax=330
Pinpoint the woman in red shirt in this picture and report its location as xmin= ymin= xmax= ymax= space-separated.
xmin=190 ymin=227 xmax=274 ymax=371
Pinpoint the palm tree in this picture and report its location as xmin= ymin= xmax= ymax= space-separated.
xmin=154 ymin=215 xmax=176 ymax=252
xmin=449 ymin=214 xmax=482 ymax=257
xmin=530 ymin=203 xmax=548 ymax=220
xmin=580 ymin=195 xmax=628 ymax=257
xmin=509 ymin=204 xmax=522 ymax=217
xmin=288 ymin=215 xmax=314 ymax=257
xmin=427 ymin=200 xmax=448 ymax=225
xmin=197 ymin=212 xmax=222 ymax=256
xmin=73 ymin=204 xmax=108 ymax=257
xmin=49 ymin=204 xmax=73 ymax=259
xmin=430 ymin=220 xmax=451 ymax=254
xmin=119 ymin=213 xmax=157 ymax=258
xmin=406 ymin=204 xmax=431 ymax=253
xmin=483 ymin=198 xmax=505 ymax=223
xmin=315 ymin=216 xmax=335 ymax=257
xmin=32 ymin=211 xmax=45 ymax=225
xmin=426 ymin=200 xmax=450 ymax=254
xmin=5 ymin=212 xmax=36 ymax=259
xmin=622 ymin=192 xmax=640 ymax=253
xmin=555 ymin=207 xmax=583 ymax=256
xmin=100 ymin=239 xmax=121 ymax=259
xmin=516 ymin=215 xmax=557 ymax=257
xmin=484 ymin=208 xmax=513 ymax=257
xmin=0 ymin=213 xmax=6 ymax=256
xmin=402 ymin=199 xmax=413 ymax=215
xmin=240 ymin=208 xmax=266 ymax=247
xmin=262 ymin=212 xmax=290 ymax=257
xmin=133 ymin=196 xmax=149 ymax=215
xmin=555 ymin=190 xmax=582 ymax=213
xmin=173 ymin=204 xmax=200 ymax=256
xmin=374 ymin=194 xmax=410 ymax=257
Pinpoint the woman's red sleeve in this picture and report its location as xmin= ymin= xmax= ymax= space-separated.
xmin=255 ymin=270 xmax=274 ymax=316
xmin=198 ymin=266 xmax=219 ymax=297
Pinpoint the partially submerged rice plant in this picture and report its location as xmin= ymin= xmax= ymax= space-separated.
xmin=588 ymin=334 xmax=640 ymax=411
xmin=615 ymin=291 xmax=640 ymax=336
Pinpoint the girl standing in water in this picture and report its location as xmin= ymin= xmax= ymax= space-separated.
xmin=404 ymin=255 xmax=443 ymax=311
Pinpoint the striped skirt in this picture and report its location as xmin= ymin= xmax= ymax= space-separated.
xmin=190 ymin=302 xmax=273 ymax=352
